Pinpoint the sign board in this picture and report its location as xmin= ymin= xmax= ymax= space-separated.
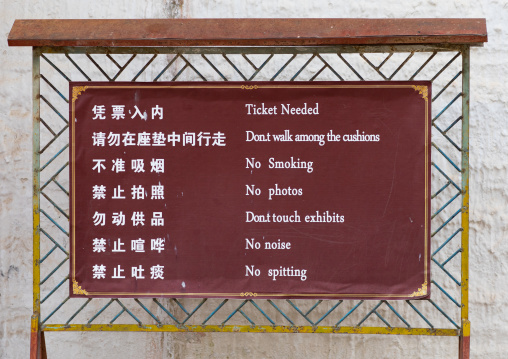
xmin=69 ymin=82 xmax=431 ymax=299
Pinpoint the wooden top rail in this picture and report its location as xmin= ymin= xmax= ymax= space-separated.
xmin=8 ymin=18 xmax=487 ymax=47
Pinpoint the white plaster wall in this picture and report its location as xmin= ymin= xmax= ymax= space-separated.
xmin=1 ymin=0 xmax=507 ymax=358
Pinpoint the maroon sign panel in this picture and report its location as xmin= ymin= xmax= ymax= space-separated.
xmin=69 ymin=82 xmax=431 ymax=299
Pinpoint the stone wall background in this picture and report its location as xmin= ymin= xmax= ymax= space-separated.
xmin=1 ymin=0 xmax=506 ymax=358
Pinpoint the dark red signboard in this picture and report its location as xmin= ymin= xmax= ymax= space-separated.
xmin=69 ymin=82 xmax=431 ymax=299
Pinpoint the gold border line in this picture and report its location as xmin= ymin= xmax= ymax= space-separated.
xmin=72 ymin=92 xmax=76 ymax=278
xmin=424 ymin=89 xmax=428 ymax=287
xmin=84 ymin=292 xmax=423 ymax=298
xmin=70 ymin=83 xmax=430 ymax=298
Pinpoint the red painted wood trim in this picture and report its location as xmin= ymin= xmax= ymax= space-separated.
xmin=30 ymin=315 xmax=39 ymax=359
xmin=459 ymin=335 xmax=470 ymax=359
xmin=8 ymin=18 xmax=487 ymax=47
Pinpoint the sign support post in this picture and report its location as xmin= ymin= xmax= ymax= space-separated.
xmin=459 ymin=44 xmax=470 ymax=359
